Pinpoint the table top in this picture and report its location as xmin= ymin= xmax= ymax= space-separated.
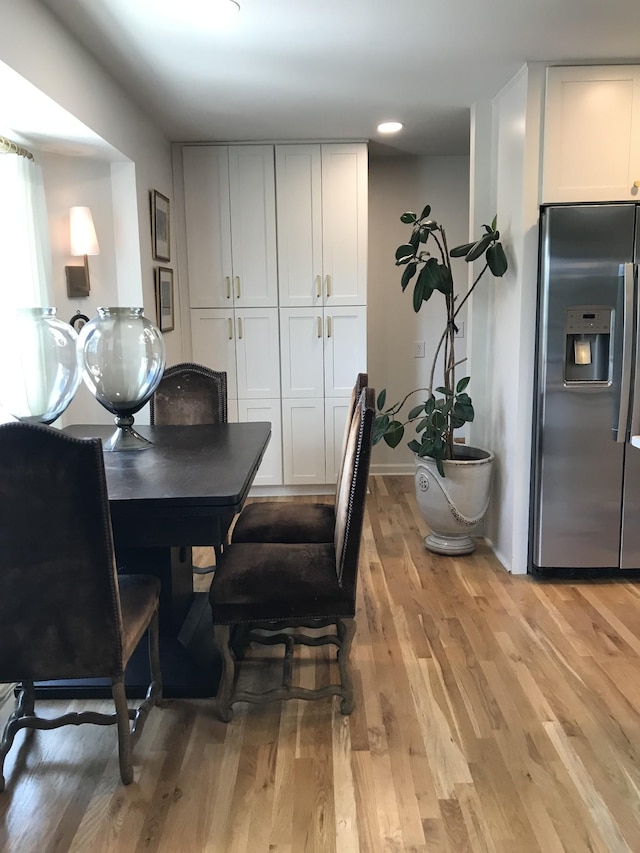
xmin=63 ymin=422 xmax=271 ymax=511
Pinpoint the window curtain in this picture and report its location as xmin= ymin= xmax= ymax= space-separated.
xmin=0 ymin=138 xmax=54 ymax=422
xmin=0 ymin=136 xmax=52 ymax=308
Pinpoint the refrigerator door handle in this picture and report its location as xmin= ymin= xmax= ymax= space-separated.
xmin=616 ymin=262 xmax=634 ymax=442
xmin=630 ymin=264 xmax=640 ymax=440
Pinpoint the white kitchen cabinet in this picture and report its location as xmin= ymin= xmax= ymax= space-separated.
xmin=275 ymin=143 xmax=368 ymax=307
xmin=237 ymin=398 xmax=283 ymax=487
xmin=190 ymin=308 xmax=237 ymax=400
xmin=180 ymin=141 xmax=367 ymax=491
xmin=542 ymin=65 xmax=640 ymax=202
xmin=190 ymin=307 xmax=280 ymax=402
xmin=281 ymin=397 xmax=352 ymax=486
xmin=183 ymin=145 xmax=278 ymax=308
xmin=279 ymin=306 xmax=366 ymax=485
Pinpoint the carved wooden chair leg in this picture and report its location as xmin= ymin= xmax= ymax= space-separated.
xmin=336 ymin=617 xmax=356 ymax=714
xmin=148 ymin=612 xmax=163 ymax=706
xmin=22 ymin=679 xmax=35 ymax=716
xmin=111 ymin=678 xmax=134 ymax=785
xmin=213 ymin=624 xmax=235 ymax=722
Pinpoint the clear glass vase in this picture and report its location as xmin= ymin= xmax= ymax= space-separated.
xmin=0 ymin=307 xmax=81 ymax=425
xmin=78 ymin=307 xmax=166 ymax=451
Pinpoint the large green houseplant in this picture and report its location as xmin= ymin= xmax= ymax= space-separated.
xmin=374 ymin=203 xmax=508 ymax=476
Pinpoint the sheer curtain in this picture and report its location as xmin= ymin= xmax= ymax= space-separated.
xmin=0 ymin=138 xmax=54 ymax=423
xmin=0 ymin=137 xmax=52 ymax=308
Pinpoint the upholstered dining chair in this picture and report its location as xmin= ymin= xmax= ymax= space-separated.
xmin=231 ymin=372 xmax=368 ymax=545
xmin=209 ymin=386 xmax=374 ymax=720
xmin=150 ymin=361 xmax=227 ymax=426
xmin=0 ymin=423 xmax=162 ymax=790
xmin=150 ymin=361 xmax=229 ymax=572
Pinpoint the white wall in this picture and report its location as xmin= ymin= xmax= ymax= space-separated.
xmin=469 ymin=64 xmax=545 ymax=573
xmin=368 ymin=154 xmax=470 ymax=475
xmin=0 ymin=0 xmax=183 ymax=369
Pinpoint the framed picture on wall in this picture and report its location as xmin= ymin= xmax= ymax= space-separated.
xmin=151 ymin=189 xmax=170 ymax=261
xmin=154 ymin=266 xmax=174 ymax=332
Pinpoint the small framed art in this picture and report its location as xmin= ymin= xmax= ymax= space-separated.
xmin=151 ymin=189 xmax=170 ymax=261
xmin=155 ymin=266 xmax=175 ymax=332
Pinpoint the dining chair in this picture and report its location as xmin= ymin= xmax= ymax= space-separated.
xmin=0 ymin=423 xmax=162 ymax=790
xmin=150 ymin=361 xmax=227 ymax=426
xmin=150 ymin=361 xmax=229 ymax=572
xmin=209 ymin=387 xmax=374 ymax=720
xmin=231 ymin=372 xmax=368 ymax=545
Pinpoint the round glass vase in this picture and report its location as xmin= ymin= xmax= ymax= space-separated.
xmin=78 ymin=307 xmax=166 ymax=451
xmin=0 ymin=307 xmax=82 ymax=425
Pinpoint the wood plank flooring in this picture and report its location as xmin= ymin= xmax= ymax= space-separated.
xmin=4 ymin=475 xmax=640 ymax=851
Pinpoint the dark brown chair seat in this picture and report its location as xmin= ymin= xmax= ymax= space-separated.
xmin=209 ymin=387 xmax=374 ymax=720
xmin=0 ymin=423 xmax=162 ymax=790
xmin=231 ymin=372 xmax=367 ymax=545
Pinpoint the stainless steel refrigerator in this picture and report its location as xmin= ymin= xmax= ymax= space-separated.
xmin=530 ymin=203 xmax=640 ymax=577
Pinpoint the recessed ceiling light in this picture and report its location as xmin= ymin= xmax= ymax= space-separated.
xmin=377 ymin=121 xmax=404 ymax=134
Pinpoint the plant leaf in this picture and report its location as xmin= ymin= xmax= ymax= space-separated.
xmin=435 ymin=386 xmax=453 ymax=396
xmin=376 ymin=389 xmax=387 ymax=411
xmin=434 ymin=265 xmax=453 ymax=294
xmin=401 ymin=262 xmax=417 ymax=291
xmin=449 ymin=241 xmax=475 ymax=258
xmin=407 ymin=403 xmax=426 ymax=419
xmin=419 ymin=204 xmax=431 ymax=219
xmin=395 ymin=244 xmax=415 ymax=264
xmin=455 ymin=376 xmax=470 ymax=393
xmin=383 ymin=421 xmax=405 ymax=448
xmin=465 ymin=234 xmax=492 ymax=262
xmin=487 ymin=242 xmax=508 ymax=277
xmin=400 ymin=212 xmax=417 ymax=224
xmin=407 ymin=439 xmax=422 ymax=454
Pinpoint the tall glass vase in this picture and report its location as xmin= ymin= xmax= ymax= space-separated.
xmin=78 ymin=307 xmax=166 ymax=451
xmin=0 ymin=308 xmax=81 ymax=424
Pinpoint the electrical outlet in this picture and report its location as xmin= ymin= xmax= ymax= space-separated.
xmin=414 ymin=340 xmax=425 ymax=358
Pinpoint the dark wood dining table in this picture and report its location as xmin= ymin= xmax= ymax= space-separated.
xmin=36 ymin=421 xmax=271 ymax=699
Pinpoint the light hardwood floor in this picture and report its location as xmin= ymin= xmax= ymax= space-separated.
xmin=3 ymin=475 xmax=640 ymax=852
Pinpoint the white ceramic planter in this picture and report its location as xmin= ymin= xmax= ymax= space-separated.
xmin=414 ymin=446 xmax=494 ymax=555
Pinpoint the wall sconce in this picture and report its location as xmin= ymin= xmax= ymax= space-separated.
xmin=65 ymin=206 xmax=100 ymax=298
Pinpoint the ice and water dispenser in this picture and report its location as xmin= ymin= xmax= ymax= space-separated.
xmin=564 ymin=306 xmax=613 ymax=384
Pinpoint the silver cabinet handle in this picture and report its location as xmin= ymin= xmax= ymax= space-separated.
xmin=225 ymin=276 xmax=231 ymax=299
xmin=325 ymin=274 xmax=332 ymax=298
xmin=235 ymin=276 xmax=240 ymax=299
xmin=237 ymin=317 xmax=243 ymax=339
xmin=315 ymin=275 xmax=322 ymax=299
xmin=227 ymin=317 xmax=233 ymax=340
xmin=317 ymin=316 xmax=322 ymax=338
xmin=617 ymin=263 xmax=634 ymax=442
xmin=326 ymin=315 xmax=332 ymax=338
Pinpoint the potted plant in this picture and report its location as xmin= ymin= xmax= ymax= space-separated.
xmin=374 ymin=204 xmax=508 ymax=554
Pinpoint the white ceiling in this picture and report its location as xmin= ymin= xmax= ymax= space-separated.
xmin=37 ymin=0 xmax=640 ymax=156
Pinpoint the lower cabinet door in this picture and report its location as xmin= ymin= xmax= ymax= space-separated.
xmin=237 ymin=398 xmax=283 ymax=487
xmin=281 ymin=398 xmax=326 ymax=486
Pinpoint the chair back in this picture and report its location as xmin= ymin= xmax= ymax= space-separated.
xmin=335 ymin=372 xmax=368 ymax=503
xmin=150 ymin=362 xmax=228 ymax=425
xmin=0 ymin=423 xmax=126 ymax=682
xmin=334 ymin=387 xmax=374 ymax=598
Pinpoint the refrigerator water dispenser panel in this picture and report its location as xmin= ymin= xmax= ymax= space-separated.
xmin=564 ymin=306 xmax=613 ymax=384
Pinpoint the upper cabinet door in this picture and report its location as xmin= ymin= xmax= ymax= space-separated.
xmin=275 ymin=145 xmax=323 ymax=307
xmin=183 ymin=147 xmax=233 ymax=308
xmin=321 ymin=143 xmax=368 ymax=306
xmin=542 ymin=66 xmax=640 ymax=203
xmin=227 ymin=146 xmax=278 ymax=307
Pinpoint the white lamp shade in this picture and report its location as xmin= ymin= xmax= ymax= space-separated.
xmin=70 ymin=206 xmax=99 ymax=256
